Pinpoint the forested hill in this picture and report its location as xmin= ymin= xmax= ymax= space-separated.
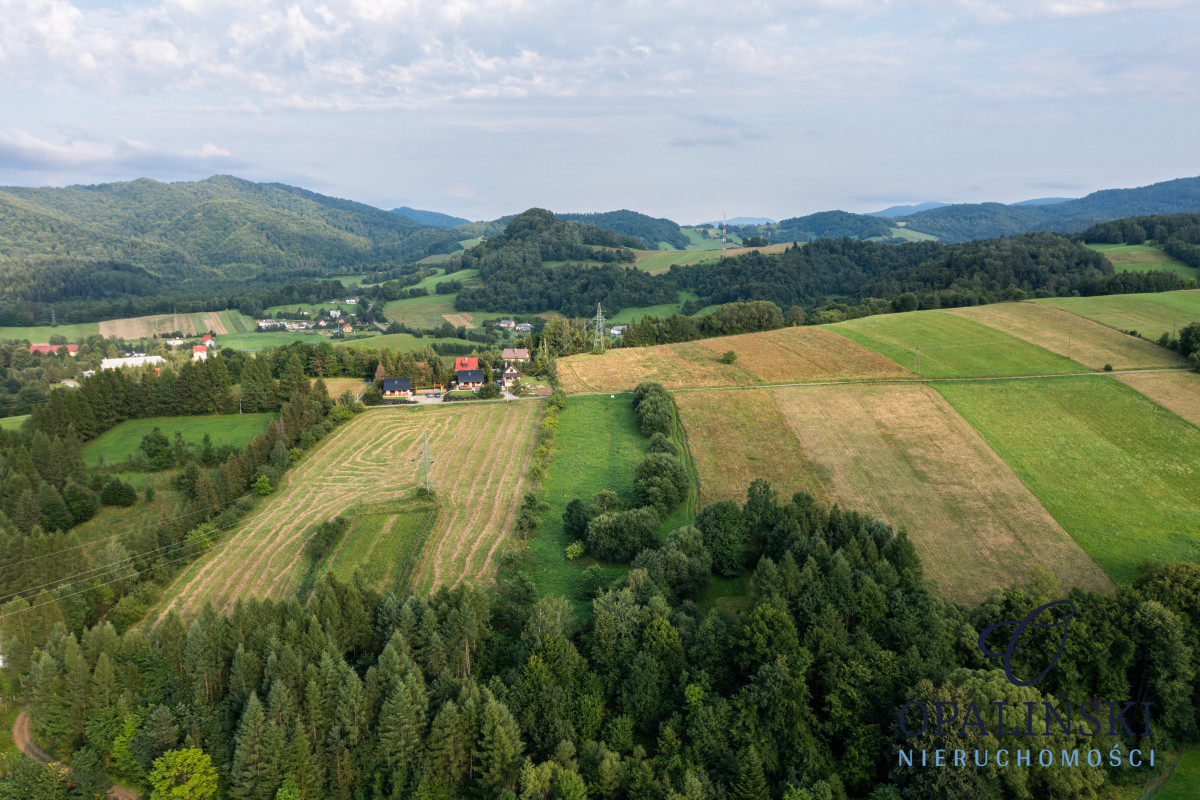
xmin=898 ymin=175 xmax=1200 ymax=242
xmin=559 ymin=210 xmax=691 ymax=250
xmin=454 ymin=208 xmax=677 ymax=316
xmin=0 ymin=175 xmax=464 ymax=299
xmin=390 ymin=206 xmax=472 ymax=227
xmin=771 ymin=210 xmax=897 ymax=243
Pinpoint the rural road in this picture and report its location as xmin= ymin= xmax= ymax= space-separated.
xmin=13 ymin=711 xmax=141 ymax=800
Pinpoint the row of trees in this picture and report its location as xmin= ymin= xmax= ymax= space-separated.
xmin=9 ymin=478 xmax=1198 ymax=798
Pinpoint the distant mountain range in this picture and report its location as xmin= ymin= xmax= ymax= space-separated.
xmin=699 ymin=216 xmax=778 ymax=226
xmin=390 ymin=206 xmax=472 ymax=228
xmin=867 ymin=202 xmax=949 ymax=218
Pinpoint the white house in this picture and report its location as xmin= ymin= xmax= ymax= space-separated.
xmin=345 ymin=297 xmax=358 ymax=304
xmin=100 ymin=355 xmax=165 ymax=370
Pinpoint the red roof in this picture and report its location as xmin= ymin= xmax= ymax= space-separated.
xmin=454 ymin=357 xmax=479 ymax=371
xmin=202 ymin=334 xmax=212 ymax=342
xmin=29 ymin=344 xmax=78 ymax=355
xmin=193 ymin=345 xmax=207 ymax=353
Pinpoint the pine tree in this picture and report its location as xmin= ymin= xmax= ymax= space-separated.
xmin=37 ymin=483 xmax=73 ymax=532
xmin=423 ymin=700 xmax=467 ymax=789
xmin=730 ymin=746 xmax=770 ymax=800
xmin=474 ymin=693 xmax=524 ymax=795
xmin=229 ymin=693 xmax=283 ymax=800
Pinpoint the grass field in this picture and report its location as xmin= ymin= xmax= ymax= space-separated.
xmin=1087 ymin=243 xmax=1197 ymax=278
xmin=946 ymin=302 xmax=1186 ymax=370
xmin=0 ymin=321 xmax=100 ymax=342
xmin=214 ymin=331 xmax=327 ymax=352
xmin=608 ymin=292 xmax=702 ymax=325
xmin=1036 ymin=291 xmax=1200 ymax=343
xmin=382 ymin=294 xmax=512 ymax=329
xmin=339 ymin=333 xmax=465 ymax=351
xmin=936 ymin=377 xmax=1200 ymax=584
xmin=633 ymin=249 xmax=723 ymax=272
xmin=559 ymin=326 xmax=908 ymax=393
xmin=532 ymin=395 xmax=649 ymax=607
xmin=321 ymin=499 xmax=438 ymax=594
xmin=154 ymin=401 xmax=539 ymax=616
xmin=97 ymin=310 xmax=253 ymax=339
xmin=681 ymin=227 xmax=737 ymax=250
xmin=319 ymin=378 xmax=369 ymax=400
xmin=826 ymin=311 xmax=1087 ymax=377
xmin=1156 ymin=748 xmax=1200 ymax=800
xmin=1115 ymin=370 xmax=1200 ymax=428
xmin=676 ymin=385 xmax=1111 ymax=602
xmin=886 ymin=226 xmax=939 ymax=242
xmin=81 ymin=413 xmax=276 ymax=468
xmin=0 ymin=415 xmax=27 ymax=431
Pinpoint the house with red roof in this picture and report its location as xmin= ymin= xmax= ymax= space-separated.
xmin=192 ymin=345 xmax=208 ymax=361
xmin=454 ymin=357 xmax=479 ymax=371
xmin=29 ymin=344 xmax=79 ymax=356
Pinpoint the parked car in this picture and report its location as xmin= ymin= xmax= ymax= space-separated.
xmin=425 ymin=393 xmax=434 ymax=398
xmin=434 ymin=392 xmax=441 ymax=397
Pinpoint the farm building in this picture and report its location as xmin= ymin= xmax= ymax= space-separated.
xmin=101 ymin=355 xmax=165 ymax=370
xmin=382 ymin=377 xmax=413 ymax=399
xmin=192 ymin=345 xmax=208 ymax=361
xmin=497 ymin=319 xmax=516 ymax=329
xmin=501 ymin=348 xmax=530 ymax=361
xmin=515 ymin=323 xmax=533 ymax=332
xmin=29 ymin=344 xmax=78 ymax=356
xmin=454 ymin=357 xmax=479 ymax=371
xmin=456 ymin=369 xmax=485 ymax=391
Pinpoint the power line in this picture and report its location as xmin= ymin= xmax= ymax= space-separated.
xmin=592 ymin=303 xmax=606 ymax=353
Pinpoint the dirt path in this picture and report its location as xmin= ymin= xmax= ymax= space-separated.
xmin=14 ymin=711 xmax=141 ymax=799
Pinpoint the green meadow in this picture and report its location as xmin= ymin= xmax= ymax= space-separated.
xmin=214 ymin=331 xmax=327 ymax=352
xmin=936 ymin=376 xmax=1200 ymax=584
xmin=532 ymin=395 xmax=650 ymax=610
xmin=81 ymin=413 xmax=276 ymax=467
xmin=1036 ymin=291 xmax=1200 ymax=342
xmin=608 ymin=292 xmax=702 ymax=325
xmin=0 ymin=322 xmax=100 ymax=342
xmin=825 ymin=310 xmax=1087 ymax=377
xmin=340 ymin=332 xmax=466 ymax=351
xmin=1086 ymin=243 xmax=1197 ymax=279
xmin=1157 ymin=748 xmax=1200 ymax=800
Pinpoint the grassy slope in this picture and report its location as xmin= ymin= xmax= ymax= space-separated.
xmin=1157 ymin=748 xmax=1200 ymax=800
xmin=0 ymin=415 xmax=28 ymax=431
xmin=825 ymin=310 xmax=1087 ymax=377
xmin=0 ymin=322 xmax=100 ymax=342
xmin=81 ymin=413 xmax=275 ymax=467
xmin=1036 ymin=291 xmax=1200 ymax=342
xmin=608 ymin=292 xmax=701 ymax=325
xmin=532 ymin=395 xmax=649 ymax=609
xmin=214 ymin=331 xmax=328 ymax=352
xmin=1087 ymin=243 xmax=1197 ymax=279
xmin=936 ymin=376 xmax=1200 ymax=584
xmin=339 ymin=333 xmax=465 ymax=351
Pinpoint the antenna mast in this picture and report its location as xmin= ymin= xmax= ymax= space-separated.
xmin=592 ymin=303 xmax=607 ymax=353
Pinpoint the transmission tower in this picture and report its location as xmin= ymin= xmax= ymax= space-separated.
xmin=592 ymin=303 xmax=607 ymax=352
xmin=417 ymin=432 xmax=436 ymax=494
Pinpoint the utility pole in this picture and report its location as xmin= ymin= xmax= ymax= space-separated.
xmin=1067 ymin=333 xmax=1071 ymax=361
xmin=418 ymin=432 xmax=435 ymax=494
xmin=914 ymin=346 xmax=921 ymax=378
xmin=592 ymin=303 xmax=607 ymax=353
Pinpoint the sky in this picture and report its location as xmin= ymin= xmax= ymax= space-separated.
xmin=1 ymin=0 xmax=1198 ymax=223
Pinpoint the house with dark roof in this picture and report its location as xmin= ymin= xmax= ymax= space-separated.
xmin=501 ymin=362 xmax=521 ymax=388
xmin=382 ymin=377 xmax=413 ymax=399
xmin=454 ymin=356 xmax=479 ymax=371
xmin=456 ymin=369 xmax=485 ymax=391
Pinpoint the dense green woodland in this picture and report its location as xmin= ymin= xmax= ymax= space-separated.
xmin=1081 ymin=214 xmax=1200 ymax=269
xmin=558 ymin=211 xmax=691 ymax=250
xmin=4 ymin=491 xmax=1196 ymax=799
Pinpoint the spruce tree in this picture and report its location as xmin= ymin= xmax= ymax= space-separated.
xmin=229 ymin=693 xmax=282 ymax=800
xmin=474 ymin=694 xmax=524 ymax=795
xmin=730 ymin=746 xmax=770 ymax=800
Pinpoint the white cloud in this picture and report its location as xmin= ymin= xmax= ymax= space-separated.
xmin=184 ymin=142 xmax=232 ymax=157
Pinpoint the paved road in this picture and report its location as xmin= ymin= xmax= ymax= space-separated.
xmin=14 ymin=711 xmax=141 ymax=800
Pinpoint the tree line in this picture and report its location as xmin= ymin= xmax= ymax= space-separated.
xmin=5 ymin=478 xmax=1197 ymax=798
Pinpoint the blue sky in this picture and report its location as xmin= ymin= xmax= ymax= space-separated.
xmin=1 ymin=0 xmax=1198 ymax=222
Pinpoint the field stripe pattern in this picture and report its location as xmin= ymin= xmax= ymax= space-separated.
xmin=677 ymin=384 xmax=1113 ymax=602
xmin=155 ymin=401 xmax=538 ymax=617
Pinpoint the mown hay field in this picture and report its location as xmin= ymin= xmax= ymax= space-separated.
xmin=1115 ymin=370 xmax=1200 ymax=428
xmin=945 ymin=302 xmax=1186 ymax=370
xmin=1036 ymin=290 xmax=1200 ymax=343
xmin=97 ymin=310 xmax=254 ymax=339
xmin=154 ymin=400 xmax=539 ymax=617
xmin=676 ymin=385 xmax=1111 ymax=603
xmin=936 ymin=376 xmax=1200 ymax=584
xmin=558 ymin=326 xmax=908 ymax=393
xmin=825 ymin=310 xmax=1086 ymax=378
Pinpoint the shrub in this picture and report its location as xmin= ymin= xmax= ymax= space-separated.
xmin=565 ymin=541 xmax=585 ymax=560
xmin=252 ymin=475 xmax=274 ymax=495
xmin=586 ymin=507 xmax=659 ymax=562
xmin=100 ymin=478 xmax=137 ymax=507
xmin=721 ymin=350 xmax=737 ymax=364
xmin=478 ymin=382 xmax=501 ymax=399
xmin=632 ymin=453 xmax=689 ymax=514
xmin=1104 ymin=363 xmax=1113 ymax=372
xmin=563 ymin=498 xmax=592 ymax=541
xmin=646 ymin=432 xmax=678 ymax=457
